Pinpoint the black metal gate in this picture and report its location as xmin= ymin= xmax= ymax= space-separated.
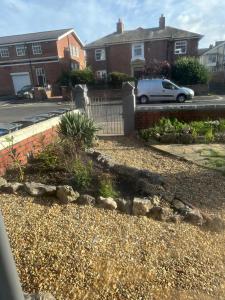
xmin=87 ymin=97 xmax=124 ymax=136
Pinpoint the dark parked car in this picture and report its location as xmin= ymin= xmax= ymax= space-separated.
xmin=17 ymin=85 xmax=34 ymax=99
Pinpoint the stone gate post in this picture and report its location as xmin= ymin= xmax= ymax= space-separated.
xmin=122 ymin=82 xmax=136 ymax=135
xmin=72 ymin=84 xmax=89 ymax=112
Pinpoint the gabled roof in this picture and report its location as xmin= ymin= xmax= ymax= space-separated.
xmin=201 ymin=41 xmax=225 ymax=56
xmin=0 ymin=28 xmax=84 ymax=46
xmin=85 ymin=26 xmax=203 ymax=48
xmin=198 ymin=48 xmax=209 ymax=56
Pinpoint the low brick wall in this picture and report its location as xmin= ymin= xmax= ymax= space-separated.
xmin=0 ymin=110 xmax=79 ymax=176
xmin=135 ymin=107 xmax=225 ymax=129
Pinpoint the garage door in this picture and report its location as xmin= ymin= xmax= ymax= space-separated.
xmin=11 ymin=72 xmax=31 ymax=94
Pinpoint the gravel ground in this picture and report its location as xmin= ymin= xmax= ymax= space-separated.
xmin=0 ymin=136 xmax=225 ymax=299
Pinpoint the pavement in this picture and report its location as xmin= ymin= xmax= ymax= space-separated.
xmin=151 ymin=142 xmax=225 ymax=174
xmin=136 ymin=94 xmax=225 ymax=110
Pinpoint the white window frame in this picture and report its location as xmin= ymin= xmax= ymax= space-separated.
xmin=132 ymin=43 xmax=144 ymax=60
xmin=95 ymin=49 xmax=106 ymax=61
xmin=174 ymin=41 xmax=187 ymax=55
xmin=71 ymin=61 xmax=79 ymax=70
xmin=35 ymin=67 xmax=46 ymax=86
xmin=69 ymin=45 xmax=79 ymax=57
xmin=96 ymin=70 xmax=107 ymax=79
xmin=16 ymin=45 xmax=26 ymax=56
xmin=32 ymin=43 xmax=42 ymax=55
xmin=0 ymin=47 xmax=9 ymax=58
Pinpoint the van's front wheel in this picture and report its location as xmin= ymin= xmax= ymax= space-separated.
xmin=176 ymin=94 xmax=186 ymax=103
xmin=139 ymin=95 xmax=149 ymax=104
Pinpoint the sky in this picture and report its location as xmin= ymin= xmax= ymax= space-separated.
xmin=0 ymin=0 xmax=224 ymax=48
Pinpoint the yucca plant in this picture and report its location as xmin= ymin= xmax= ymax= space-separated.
xmin=58 ymin=112 xmax=98 ymax=155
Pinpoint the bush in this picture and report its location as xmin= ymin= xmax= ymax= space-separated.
xmin=73 ymin=159 xmax=93 ymax=191
xmin=57 ymin=71 xmax=71 ymax=86
xmin=37 ymin=144 xmax=59 ymax=170
xmin=70 ymin=68 xmax=94 ymax=86
xmin=108 ymin=72 xmax=134 ymax=88
xmin=98 ymin=176 xmax=119 ymax=198
xmin=171 ymin=57 xmax=209 ymax=85
xmin=58 ymin=112 xmax=99 ymax=154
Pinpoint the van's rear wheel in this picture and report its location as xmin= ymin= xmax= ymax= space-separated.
xmin=176 ymin=94 xmax=186 ymax=103
xmin=139 ymin=95 xmax=148 ymax=104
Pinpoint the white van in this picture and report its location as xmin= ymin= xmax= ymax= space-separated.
xmin=137 ymin=79 xmax=194 ymax=104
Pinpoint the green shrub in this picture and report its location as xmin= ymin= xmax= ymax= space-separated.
xmin=58 ymin=112 xmax=99 ymax=154
xmin=37 ymin=144 xmax=59 ymax=170
xmin=98 ymin=177 xmax=119 ymax=198
xmin=171 ymin=57 xmax=209 ymax=85
xmin=57 ymin=71 xmax=71 ymax=86
xmin=204 ymin=127 xmax=214 ymax=143
xmin=70 ymin=68 xmax=94 ymax=86
xmin=73 ymin=159 xmax=93 ymax=191
xmin=108 ymin=72 xmax=134 ymax=88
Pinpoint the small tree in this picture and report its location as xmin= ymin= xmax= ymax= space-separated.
xmin=70 ymin=68 xmax=94 ymax=86
xmin=171 ymin=57 xmax=209 ymax=85
xmin=145 ymin=60 xmax=171 ymax=78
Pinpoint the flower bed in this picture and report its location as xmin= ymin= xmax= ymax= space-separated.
xmin=139 ymin=117 xmax=225 ymax=144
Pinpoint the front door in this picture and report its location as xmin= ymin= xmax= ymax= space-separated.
xmin=35 ymin=68 xmax=46 ymax=87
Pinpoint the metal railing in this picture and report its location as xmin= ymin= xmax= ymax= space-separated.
xmin=0 ymin=211 xmax=24 ymax=300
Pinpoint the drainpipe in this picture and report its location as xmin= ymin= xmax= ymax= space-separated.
xmin=0 ymin=211 xmax=24 ymax=300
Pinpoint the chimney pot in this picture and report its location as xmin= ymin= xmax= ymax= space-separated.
xmin=117 ymin=18 xmax=124 ymax=34
xmin=159 ymin=14 xmax=165 ymax=29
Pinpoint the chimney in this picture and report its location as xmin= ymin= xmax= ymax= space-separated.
xmin=159 ymin=14 xmax=165 ymax=29
xmin=117 ymin=18 xmax=124 ymax=34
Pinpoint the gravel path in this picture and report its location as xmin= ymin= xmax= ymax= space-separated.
xmin=0 ymin=136 xmax=224 ymax=299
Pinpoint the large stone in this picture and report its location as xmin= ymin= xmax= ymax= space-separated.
xmin=148 ymin=206 xmax=174 ymax=221
xmin=56 ymin=185 xmax=79 ymax=204
xmin=0 ymin=177 xmax=7 ymax=187
xmin=172 ymin=198 xmax=187 ymax=210
xmin=96 ymin=196 xmax=117 ymax=210
xmin=25 ymin=182 xmax=56 ymax=196
xmin=183 ymin=208 xmax=204 ymax=226
xmin=77 ymin=194 xmax=95 ymax=205
xmin=24 ymin=292 xmax=56 ymax=300
xmin=0 ymin=182 xmax=23 ymax=194
xmin=115 ymin=198 xmax=132 ymax=214
xmin=132 ymin=197 xmax=152 ymax=216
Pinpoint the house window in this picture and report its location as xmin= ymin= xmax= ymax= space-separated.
xmin=96 ymin=70 xmax=107 ymax=79
xmin=208 ymin=54 xmax=217 ymax=64
xmin=0 ymin=47 xmax=9 ymax=58
xmin=32 ymin=43 xmax=42 ymax=55
xmin=71 ymin=62 xmax=79 ymax=70
xmin=69 ymin=45 xmax=79 ymax=57
xmin=36 ymin=68 xmax=46 ymax=86
xmin=16 ymin=45 xmax=26 ymax=56
xmin=95 ymin=49 xmax=105 ymax=61
xmin=174 ymin=41 xmax=187 ymax=54
xmin=132 ymin=43 xmax=144 ymax=59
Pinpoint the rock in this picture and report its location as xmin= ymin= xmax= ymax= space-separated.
xmin=25 ymin=182 xmax=56 ymax=196
xmin=132 ymin=197 xmax=152 ymax=216
xmin=24 ymin=292 xmax=56 ymax=300
xmin=149 ymin=195 xmax=161 ymax=206
xmin=56 ymin=185 xmax=79 ymax=204
xmin=0 ymin=177 xmax=7 ymax=187
xmin=137 ymin=169 xmax=165 ymax=185
xmin=135 ymin=179 xmax=165 ymax=197
xmin=172 ymin=198 xmax=187 ymax=210
xmin=115 ymin=198 xmax=132 ymax=214
xmin=169 ymin=214 xmax=183 ymax=224
xmin=96 ymin=196 xmax=117 ymax=210
xmin=0 ymin=182 xmax=23 ymax=194
xmin=77 ymin=194 xmax=95 ymax=205
xmin=148 ymin=206 xmax=174 ymax=221
xmin=183 ymin=208 xmax=204 ymax=226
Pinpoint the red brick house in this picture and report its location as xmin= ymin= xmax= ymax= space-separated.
xmin=0 ymin=28 xmax=85 ymax=96
xmin=85 ymin=15 xmax=203 ymax=79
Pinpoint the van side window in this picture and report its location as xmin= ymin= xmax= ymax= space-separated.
xmin=162 ymin=81 xmax=176 ymax=90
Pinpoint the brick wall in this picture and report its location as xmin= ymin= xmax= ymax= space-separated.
xmin=135 ymin=108 xmax=225 ymax=129
xmin=0 ymin=127 xmax=57 ymax=176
